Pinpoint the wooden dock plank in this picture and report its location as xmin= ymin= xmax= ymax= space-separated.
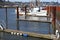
xmin=16 ymin=19 xmax=51 ymax=23
xmin=0 ymin=29 xmax=56 ymax=40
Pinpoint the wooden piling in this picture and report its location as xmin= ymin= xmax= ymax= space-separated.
xmin=25 ymin=5 xmax=27 ymax=19
xmin=16 ymin=7 xmax=19 ymax=30
xmin=5 ymin=7 xmax=8 ymax=29
xmin=16 ymin=7 xmax=19 ymax=19
xmin=48 ymin=6 xmax=51 ymax=34
xmin=51 ymin=6 xmax=56 ymax=35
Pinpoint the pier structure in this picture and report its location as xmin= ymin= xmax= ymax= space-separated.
xmin=0 ymin=6 xmax=59 ymax=40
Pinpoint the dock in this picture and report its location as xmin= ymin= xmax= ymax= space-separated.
xmin=0 ymin=6 xmax=59 ymax=40
xmin=0 ymin=29 xmax=56 ymax=40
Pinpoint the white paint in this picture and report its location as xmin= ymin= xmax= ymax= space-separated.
xmin=56 ymin=32 xmax=59 ymax=39
xmin=28 ymin=10 xmax=47 ymax=16
xmin=11 ymin=32 xmax=14 ymax=35
xmin=32 ymin=7 xmax=39 ymax=12
xmin=56 ymin=30 xmax=58 ymax=34
xmin=14 ymin=32 xmax=16 ymax=35
xmin=17 ymin=33 xmax=19 ymax=35
xmin=15 ymin=7 xmax=47 ymax=16
xmin=20 ymin=33 xmax=22 ymax=36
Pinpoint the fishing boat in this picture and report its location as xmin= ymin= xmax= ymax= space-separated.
xmin=15 ymin=6 xmax=48 ymax=20
xmin=15 ymin=7 xmax=47 ymax=16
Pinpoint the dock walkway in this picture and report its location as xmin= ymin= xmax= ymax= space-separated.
xmin=0 ymin=29 xmax=56 ymax=40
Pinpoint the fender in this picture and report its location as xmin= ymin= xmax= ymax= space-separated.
xmin=0 ymin=25 xmax=4 ymax=30
xmin=56 ymin=30 xmax=59 ymax=39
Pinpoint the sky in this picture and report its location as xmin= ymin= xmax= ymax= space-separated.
xmin=6 ymin=0 xmax=60 ymax=3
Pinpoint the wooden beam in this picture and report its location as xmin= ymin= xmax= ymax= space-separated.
xmin=16 ymin=19 xmax=51 ymax=23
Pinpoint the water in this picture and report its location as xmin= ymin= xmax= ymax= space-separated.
xmin=0 ymin=8 xmax=53 ymax=40
xmin=0 ymin=32 xmax=50 ymax=40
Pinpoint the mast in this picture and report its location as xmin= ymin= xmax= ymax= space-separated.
xmin=36 ymin=0 xmax=40 ymax=7
xmin=30 ymin=0 xmax=34 ymax=8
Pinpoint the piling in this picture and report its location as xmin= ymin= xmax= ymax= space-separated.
xmin=5 ymin=7 xmax=8 ymax=29
xmin=25 ymin=5 xmax=27 ymax=19
xmin=16 ymin=7 xmax=19 ymax=30
xmin=51 ymin=6 xmax=56 ymax=35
